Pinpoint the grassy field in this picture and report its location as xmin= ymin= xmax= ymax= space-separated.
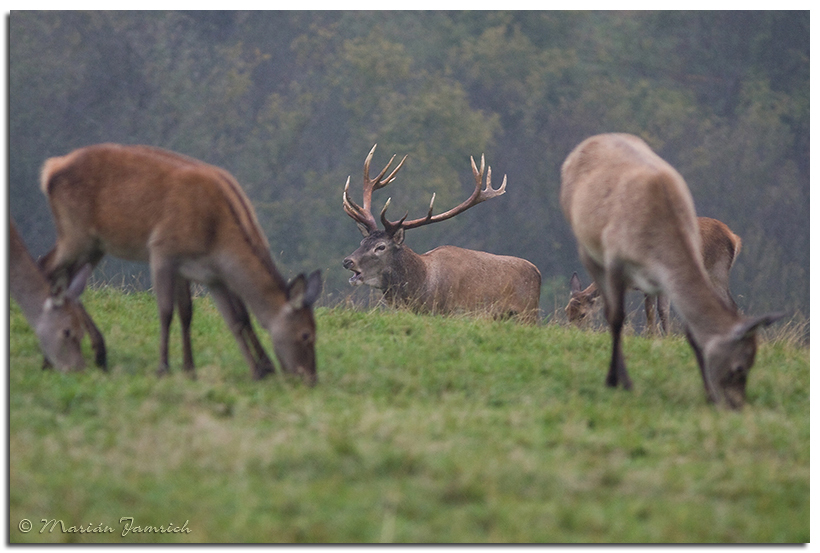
xmin=8 ymin=287 xmax=809 ymax=543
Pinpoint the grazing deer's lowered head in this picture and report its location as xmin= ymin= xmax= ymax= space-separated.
xmin=342 ymin=145 xmax=541 ymax=322
xmin=560 ymin=133 xmax=783 ymax=409
xmin=9 ymin=221 xmax=90 ymax=371
xmin=566 ymin=271 xmax=601 ymax=326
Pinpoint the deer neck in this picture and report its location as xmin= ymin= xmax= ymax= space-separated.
xmin=381 ymin=245 xmax=428 ymax=307
xmin=661 ymin=260 xmax=740 ymax=342
xmin=209 ymin=246 xmax=289 ymax=327
xmin=9 ymin=246 xmax=49 ymax=328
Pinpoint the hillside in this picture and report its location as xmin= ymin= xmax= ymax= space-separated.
xmin=9 ymin=288 xmax=809 ymax=543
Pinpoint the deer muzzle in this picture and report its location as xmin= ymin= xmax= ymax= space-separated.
xmin=343 ymin=257 xmax=364 ymax=285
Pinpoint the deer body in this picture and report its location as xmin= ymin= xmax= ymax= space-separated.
xmin=343 ymin=145 xmax=541 ymax=323
xmin=566 ymin=216 xmax=742 ymax=331
xmin=349 ymin=238 xmax=541 ymax=320
xmin=40 ymin=143 xmax=321 ymax=383
xmin=560 ymin=133 xmax=781 ymax=408
xmin=9 ymin=220 xmax=91 ymax=371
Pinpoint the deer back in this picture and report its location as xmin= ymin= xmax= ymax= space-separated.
xmin=41 ymin=144 xmax=276 ymax=275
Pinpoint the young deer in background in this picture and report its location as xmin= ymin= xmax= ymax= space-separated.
xmin=39 ymin=144 xmax=322 ymax=384
xmin=343 ymin=145 xmax=541 ymax=323
xmin=560 ymin=133 xmax=782 ymax=408
xmin=10 ymin=220 xmax=91 ymax=371
xmin=566 ymin=216 xmax=742 ymax=333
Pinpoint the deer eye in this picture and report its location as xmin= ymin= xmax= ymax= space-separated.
xmin=375 ymin=244 xmax=386 ymax=252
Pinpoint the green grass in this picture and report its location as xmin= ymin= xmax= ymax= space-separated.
xmin=8 ymin=288 xmax=809 ymax=543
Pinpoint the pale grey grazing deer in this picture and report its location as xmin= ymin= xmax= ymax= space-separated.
xmin=560 ymin=133 xmax=783 ymax=408
xmin=342 ymin=145 xmax=541 ymax=323
xmin=566 ymin=216 xmax=743 ymax=333
xmin=10 ymin=220 xmax=90 ymax=371
xmin=39 ymin=144 xmax=322 ymax=384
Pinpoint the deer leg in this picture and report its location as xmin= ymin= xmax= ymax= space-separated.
xmin=226 ymin=290 xmax=275 ymax=377
xmin=209 ymin=284 xmax=272 ymax=380
xmin=77 ymin=302 xmax=107 ymax=369
xmin=657 ymin=294 xmax=670 ymax=335
xmin=644 ymin=294 xmax=656 ymax=336
xmin=579 ymin=251 xmax=631 ymax=390
xmin=603 ymin=264 xmax=632 ymax=390
xmin=176 ymin=279 xmax=195 ymax=377
xmin=685 ymin=326 xmax=716 ymax=403
xmin=150 ymin=257 xmax=176 ymax=377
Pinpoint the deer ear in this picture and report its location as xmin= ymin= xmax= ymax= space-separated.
xmin=392 ymin=227 xmax=405 ymax=245
xmin=355 ymin=221 xmax=371 ymax=237
xmin=64 ymin=264 xmax=93 ymax=301
xmin=287 ymin=271 xmax=323 ymax=309
xmin=286 ymin=274 xmax=307 ymax=309
xmin=731 ymin=312 xmax=786 ymax=340
xmin=569 ymin=272 xmax=582 ymax=293
xmin=303 ymin=270 xmax=323 ymax=307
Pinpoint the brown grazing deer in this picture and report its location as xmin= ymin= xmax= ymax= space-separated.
xmin=560 ymin=133 xmax=782 ymax=408
xmin=39 ymin=143 xmax=322 ymax=384
xmin=566 ymin=216 xmax=742 ymax=332
xmin=10 ymin=220 xmax=90 ymax=371
xmin=342 ymin=145 xmax=541 ymax=323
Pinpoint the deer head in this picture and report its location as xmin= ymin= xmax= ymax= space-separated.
xmin=566 ymin=272 xmax=601 ymax=326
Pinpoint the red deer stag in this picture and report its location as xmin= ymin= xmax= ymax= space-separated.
xmin=560 ymin=133 xmax=782 ymax=408
xmin=566 ymin=217 xmax=742 ymax=332
xmin=10 ymin=220 xmax=91 ymax=371
xmin=39 ymin=144 xmax=322 ymax=384
xmin=342 ymin=145 xmax=541 ymax=323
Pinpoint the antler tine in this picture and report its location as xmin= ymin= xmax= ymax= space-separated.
xmin=399 ymin=154 xmax=507 ymax=231
xmin=379 ymin=197 xmax=409 ymax=235
xmin=346 ymin=145 xmax=411 ymax=234
xmin=343 ymin=175 xmax=378 ymax=233
xmin=380 ymin=154 xmax=408 ymax=187
xmin=363 ymin=144 xmax=408 ymax=206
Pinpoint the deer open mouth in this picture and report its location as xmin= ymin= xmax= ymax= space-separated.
xmin=348 ymin=270 xmax=363 ymax=285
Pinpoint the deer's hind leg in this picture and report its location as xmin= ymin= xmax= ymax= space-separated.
xmin=176 ymin=278 xmax=195 ymax=376
xmin=150 ymin=255 xmax=178 ymax=377
xmin=581 ymin=250 xmax=632 ymax=391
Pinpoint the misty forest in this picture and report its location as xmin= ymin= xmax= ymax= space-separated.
xmin=9 ymin=11 xmax=809 ymax=322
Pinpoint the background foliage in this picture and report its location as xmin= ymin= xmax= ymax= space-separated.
xmin=9 ymin=11 xmax=809 ymax=316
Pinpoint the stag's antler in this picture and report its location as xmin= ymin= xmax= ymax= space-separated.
xmin=381 ymin=153 xmax=507 ymax=234
xmin=342 ymin=144 xmax=407 ymax=234
xmin=343 ymin=145 xmax=506 ymax=236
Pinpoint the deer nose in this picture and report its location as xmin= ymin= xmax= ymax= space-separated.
xmin=343 ymin=258 xmax=354 ymax=270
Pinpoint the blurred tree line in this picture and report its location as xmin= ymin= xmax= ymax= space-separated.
xmin=9 ymin=11 xmax=808 ymax=317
